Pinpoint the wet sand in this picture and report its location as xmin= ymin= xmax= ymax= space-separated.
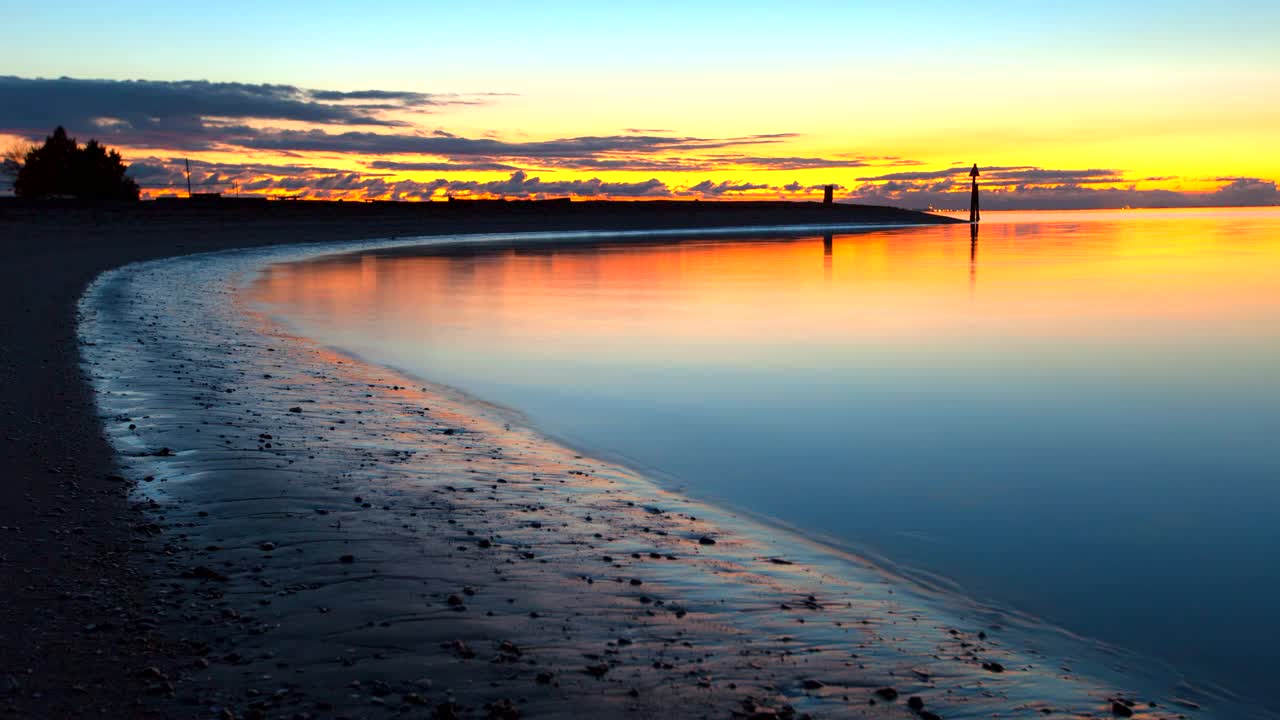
xmin=0 ymin=198 xmax=955 ymax=718
xmin=3 ymin=200 xmax=1217 ymax=719
xmin=83 ymin=234 xmax=1215 ymax=720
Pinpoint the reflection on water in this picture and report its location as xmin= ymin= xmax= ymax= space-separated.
xmin=250 ymin=208 xmax=1280 ymax=703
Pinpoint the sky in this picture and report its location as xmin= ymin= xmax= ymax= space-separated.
xmin=2 ymin=0 xmax=1278 ymax=207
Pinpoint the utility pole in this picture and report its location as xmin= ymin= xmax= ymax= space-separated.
xmin=969 ymin=164 xmax=980 ymax=223
xmin=185 ymin=158 xmax=193 ymax=198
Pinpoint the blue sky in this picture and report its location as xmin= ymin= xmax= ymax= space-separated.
xmin=6 ymin=1 xmax=1276 ymax=87
xmin=2 ymin=1 xmax=1278 ymax=206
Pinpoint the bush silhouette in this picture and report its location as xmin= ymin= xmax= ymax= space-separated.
xmin=15 ymin=126 xmax=140 ymax=200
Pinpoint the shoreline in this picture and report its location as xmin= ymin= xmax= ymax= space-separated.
xmin=81 ymin=231 xmax=1217 ymax=719
xmin=0 ymin=203 xmax=1238 ymax=718
xmin=0 ymin=200 xmax=955 ymax=718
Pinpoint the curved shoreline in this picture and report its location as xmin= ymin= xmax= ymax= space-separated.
xmin=72 ymin=228 xmax=1232 ymax=719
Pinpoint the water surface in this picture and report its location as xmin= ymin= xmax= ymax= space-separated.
xmin=250 ymin=208 xmax=1280 ymax=703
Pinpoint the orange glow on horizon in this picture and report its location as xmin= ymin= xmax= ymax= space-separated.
xmin=248 ymin=209 xmax=1280 ymax=346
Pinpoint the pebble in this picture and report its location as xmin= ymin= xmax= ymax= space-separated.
xmin=186 ymin=565 xmax=229 ymax=582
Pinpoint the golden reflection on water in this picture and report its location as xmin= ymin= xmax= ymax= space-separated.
xmin=247 ymin=208 xmax=1280 ymax=704
xmin=251 ymin=208 xmax=1280 ymax=351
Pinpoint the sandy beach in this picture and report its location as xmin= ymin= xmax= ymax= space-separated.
xmin=0 ymin=198 xmax=956 ymax=718
xmin=2 ymin=199 xmax=1207 ymax=720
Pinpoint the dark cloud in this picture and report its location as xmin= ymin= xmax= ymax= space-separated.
xmin=510 ymin=154 xmax=902 ymax=173
xmin=264 ymin=170 xmax=672 ymax=201
xmin=456 ymin=152 xmax=926 ymax=174
xmin=125 ymin=154 xmax=826 ymax=201
xmin=705 ymin=154 xmax=923 ymax=171
xmin=520 ymin=156 xmax=707 ymax=172
xmin=1207 ymin=178 xmax=1280 ymax=206
xmin=682 ymin=180 xmax=774 ymax=197
xmin=238 ymin=128 xmax=795 ymax=158
xmin=0 ymin=76 xmax=494 ymax=149
xmin=116 ymin=153 xmax=1280 ymax=209
xmin=126 ymin=161 xmax=673 ymax=200
xmin=857 ymin=166 xmax=1030 ymax=181
xmin=856 ymin=166 xmax=1126 ymax=186
xmin=996 ymin=168 xmax=1125 ymax=184
xmin=437 ymin=170 xmax=669 ymax=199
xmin=0 ymin=75 xmax=900 ymax=181
xmin=308 ymin=89 xmax=450 ymax=104
xmin=368 ymin=160 xmax=519 ymax=172
xmin=709 ymin=155 xmax=869 ymax=170
xmin=847 ymin=176 xmax=1280 ymax=210
xmin=783 ymin=181 xmax=845 ymax=192
xmin=126 ymin=156 xmax=388 ymax=190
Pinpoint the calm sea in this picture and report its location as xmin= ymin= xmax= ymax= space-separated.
xmin=249 ymin=207 xmax=1280 ymax=703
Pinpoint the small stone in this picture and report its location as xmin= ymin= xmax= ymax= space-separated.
xmin=370 ymin=680 xmax=392 ymax=697
xmin=1111 ymin=702 xmax=1134 ymax=718
xmin=802 ymin=679 xmax=825 ymax=690
xmin=339 ymin=554 xmax=355 ymax=564
xmin=875 ymin=687 xmax=899 ymax=701
xmin=981 ymin=662 xmax=1005 ymax=673
xmin=908 ymin=696 xmax=924 ymax=711
xmin=136 ymin=667 xmax=167 ymax=681
xmin=697 ymin=536 xmax=716 ymax=545
xmin=485 ymin=698 xmax=520 ymax=720
xmin=187 ymin=566 xmax=229 ymax=582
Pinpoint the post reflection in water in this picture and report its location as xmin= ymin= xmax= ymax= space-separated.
xmin=970 ymin=222 xmax=979 ymax=295
xmin=250 ymin=209 xmax=1280 ymax=705
xmin=822 ymin=232 xmax=833 ymax=281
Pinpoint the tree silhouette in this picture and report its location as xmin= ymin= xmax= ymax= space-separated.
xmin=2 ymin=142 xmax=30 ymax=192
xmin=14 ymin=127 xmax=140 ymax=200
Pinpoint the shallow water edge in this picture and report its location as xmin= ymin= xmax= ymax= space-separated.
xmin=77 ymin=228 xmax=1237 ymax=719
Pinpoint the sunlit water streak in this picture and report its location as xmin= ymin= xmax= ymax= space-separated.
xmin=249 ymin=207 xmax=1280 ymax=705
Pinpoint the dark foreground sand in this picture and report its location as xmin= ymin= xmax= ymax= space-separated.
xmin=0 ymin=198 xmax=959 ymax=718
xmin=6 ymin=199 xmax=1202 ymax=720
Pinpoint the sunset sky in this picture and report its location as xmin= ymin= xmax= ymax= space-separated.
xmin=3 ymin=1 xmax=1278 ymax=207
